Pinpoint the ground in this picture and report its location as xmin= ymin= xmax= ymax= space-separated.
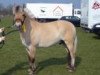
xmin=0 ymin=16 xmax=100 ymax=75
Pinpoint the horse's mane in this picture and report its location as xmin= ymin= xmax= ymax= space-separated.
xmin=24 ymin=8 xmax=36 ymax=20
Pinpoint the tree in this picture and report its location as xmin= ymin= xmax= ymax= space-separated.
xmin=0 ymin=4 xmax=13 ymax=16
xmin=0 ymin=4 xmax=4 ymax=11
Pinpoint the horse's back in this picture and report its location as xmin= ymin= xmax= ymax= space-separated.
xmin=38 ymin=20 xmax=76 ymax=38
xmin=39 ymin=20 xmax=75 ymax=31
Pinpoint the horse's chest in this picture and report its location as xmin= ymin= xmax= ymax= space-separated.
xmin=21 ymin=37 xmax=29 ymax=48
xmin=21 ymin=38 xmax=26 ymax=46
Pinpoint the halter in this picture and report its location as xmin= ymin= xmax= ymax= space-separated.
xmin=15 ymin=14 xmax=26 ymax=25
xmin=14 ymin=15 xmax=26 ymax=32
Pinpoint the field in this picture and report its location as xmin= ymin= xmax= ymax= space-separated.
xmin=0 ymin=16 xmax=100 ymax=75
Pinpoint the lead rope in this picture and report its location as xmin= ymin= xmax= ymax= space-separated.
xmin=0 ymin=19 xmax=18 ymax=49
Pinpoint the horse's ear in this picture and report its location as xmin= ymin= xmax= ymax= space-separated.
xmin=13 ymin=5 xmax=23 ymax=13
xmin=24 ymin=8 xmax=35 ymax=18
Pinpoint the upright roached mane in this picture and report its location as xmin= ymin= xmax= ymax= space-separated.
xmin=13 ymin=5 xmax=77 ymax=75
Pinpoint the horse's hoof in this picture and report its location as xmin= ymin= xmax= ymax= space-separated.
xmin=68 ymin=69 xmax=74 ymax=72
xmin=28 ymin=69 xmax=36 ymax=75
xmin=67 ymin=66 xmax=75 ymax=72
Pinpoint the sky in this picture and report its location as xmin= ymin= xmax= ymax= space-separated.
xmin=0 ymin=0 xmax=81 ymax=8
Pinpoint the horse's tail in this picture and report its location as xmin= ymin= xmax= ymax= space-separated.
xmin=73 ymin=34 xmax=77 ymax=55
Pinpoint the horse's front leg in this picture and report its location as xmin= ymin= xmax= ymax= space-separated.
xmin=27 ymin=45 xmax=36 ymax=75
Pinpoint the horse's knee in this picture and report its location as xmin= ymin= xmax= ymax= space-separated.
xmin=27 ymin=49 xmax=36 ymax=67
xmin=28 ymin=54 xmax=35 ymax=63
xmin=27 ymin=46 xmax=36 ymax=58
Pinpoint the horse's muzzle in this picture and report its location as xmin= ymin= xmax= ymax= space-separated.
xmin=14 ymin=22 xmax=22 ymax=31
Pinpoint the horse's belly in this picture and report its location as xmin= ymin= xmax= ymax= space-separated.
xmin=35 ymin=27 xmax=62 ymax=47
xmin=38 ymin=37 xmax=61 ymax=47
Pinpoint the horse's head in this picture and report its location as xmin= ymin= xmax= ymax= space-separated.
xmin=13 ymin=5 xmax=26 ymax=29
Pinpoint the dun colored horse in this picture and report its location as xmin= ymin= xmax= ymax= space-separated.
xmin=13 ymin=6 xmax=77 ymax=75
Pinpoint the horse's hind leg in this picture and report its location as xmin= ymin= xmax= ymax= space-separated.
xmin=64 ymin=37 xmax=77 ymax=72
xmin=26 ymin=45 xmax=36 ymax=75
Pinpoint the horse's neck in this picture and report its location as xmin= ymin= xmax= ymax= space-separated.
xmin=25 ymin=16 xmax=39 ymax=28
xmin=24 ymin=12 xmax=39 ymax=27
xmin=19 ymin=16 xmax=39 ymax=45
xmin=20 ymin=16 xmax=38 ymax=37
xmin=19 ymin=17 xmax=31 ymax=43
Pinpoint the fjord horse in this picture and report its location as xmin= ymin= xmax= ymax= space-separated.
xmin=13 ymin=6 xmax=77 ymax=75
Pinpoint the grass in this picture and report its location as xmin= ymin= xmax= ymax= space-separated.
xmin=0 ymin=16 xmax=100 ymax=75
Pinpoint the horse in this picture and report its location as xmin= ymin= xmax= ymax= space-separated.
xmin=12 ymin=5 xmax=77 ymax=75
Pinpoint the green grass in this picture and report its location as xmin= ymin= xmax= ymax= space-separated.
xmin=0 ymin=16 xmax=100 ymax=75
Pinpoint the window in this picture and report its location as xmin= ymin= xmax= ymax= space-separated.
xmin=77 ymin=11 xmax=81 ymax=14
